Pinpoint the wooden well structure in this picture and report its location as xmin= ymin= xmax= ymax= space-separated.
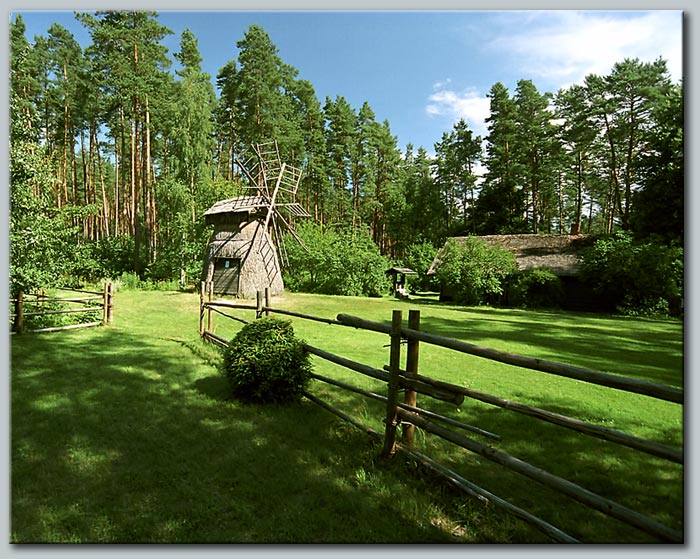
xmin=385 ymin=267 xmax=417 ymax=299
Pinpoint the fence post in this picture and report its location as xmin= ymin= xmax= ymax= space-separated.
xmin=102 ymin=283 xmax=110 ymax=325
xmin=402 ymin=309 xmax=421 ymax=447
xmin=14 ymin=291 xmax=24 ymax=335
xmin=107 ymin=282 xmax=114 ymax=324
xmin=256 ymin=290 xmax=263 ymax=319
xmin=264 ymin=287 xmax=271 ymax=317
xmin=207 ymin=281 xmax=214 ymax=332
xmin=382 ymin=309 xmax=403 ymax=459
xmin=199 ymin=281 xmax=206 ymax=337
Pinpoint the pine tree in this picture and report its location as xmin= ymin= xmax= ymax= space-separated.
xmin=583 ymin=58 xmax=672 ymax=232
xmin=213 ymin=59 xmax=239 ymax=181
xmin=290 ymin=79 xmax=328 ymax=222
xmin=478 ymin=82 xmax=525 ymax=233
xmin=513 ymin=79 xmax=555 ymax=233
xmin=171 ymin=28 xmax=216 ymax=220
xmin=402 ymin=145 xmax=448 ymax=248
xmin=630 ymin=81 xmax=683 ymax=243
xmin=323 ymin=95 xmax=356 ymax=224
xmin=554 ymin=84 xmax=597 ymax=233
xmin=367 ymin=119 xmax=401 ymax=252
xmin=433 ymin=119 xmax=481 ymax=235
xmin=234 ymin=24 xmax=300 ymax=156
xmin=77 ymin=10 xmax=173 ymax=268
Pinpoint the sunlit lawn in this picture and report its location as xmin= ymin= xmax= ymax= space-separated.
xmin=11 ymin=289 xmax=683 ymax=543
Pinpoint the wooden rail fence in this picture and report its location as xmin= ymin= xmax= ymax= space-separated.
xmin=10 ymin=284 xmax=114 ymax=334
xmin=199 ymin=283 xmax=683 ymax=544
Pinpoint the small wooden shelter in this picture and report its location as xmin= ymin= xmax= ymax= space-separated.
xmin=385 ymin=267 xmax=417 ymax=299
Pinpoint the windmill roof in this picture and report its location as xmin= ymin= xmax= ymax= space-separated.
xmin=203 ymin=196 xmax=269 ymax=216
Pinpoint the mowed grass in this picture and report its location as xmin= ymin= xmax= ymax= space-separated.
xmin=10 ymin=289 xmax=683 ymax=543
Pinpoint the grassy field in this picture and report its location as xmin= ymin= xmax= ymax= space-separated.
xmin=10 ymin=288 xmax=683 ymax=543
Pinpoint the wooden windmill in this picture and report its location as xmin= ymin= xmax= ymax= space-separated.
xmin=201 ymin=141 xmax=310 ymax=298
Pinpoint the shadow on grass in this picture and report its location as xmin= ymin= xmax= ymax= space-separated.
xmin=11 ymin=307 xmax=683 ymax=544
xmin=447 ymin=390 xmax=682 ymax=542
xmin=11 ymin=328 xmax=459 ymax=543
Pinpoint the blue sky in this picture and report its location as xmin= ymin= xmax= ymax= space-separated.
xmin=14 ymin=9 xmax=683 ymax=154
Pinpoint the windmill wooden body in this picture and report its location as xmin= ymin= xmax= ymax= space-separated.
xmin=201 ymin=141 xmax=309 ymax=298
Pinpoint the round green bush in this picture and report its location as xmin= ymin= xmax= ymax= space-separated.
xmin=221 ymin=317 xmax=312 ymax=404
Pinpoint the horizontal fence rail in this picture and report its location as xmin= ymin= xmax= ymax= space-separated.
xmin=10 ymin=284 xmax=114 ymax=335
xmin=199 ymin=285 xmax=683 ymax=543
xmin=336 ymin=314 xmax=683 ymax=404
xmin=384 ymin=366 xmax=683 ymax=464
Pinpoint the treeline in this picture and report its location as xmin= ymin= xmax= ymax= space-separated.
xmin=10 ymin=11 xmax=683 ymax=295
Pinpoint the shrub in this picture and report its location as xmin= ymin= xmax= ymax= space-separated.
xmin=284 ymin=222 xmax=391 ymax=297
xmin=508 ymin=268 xmax=564 ymax=309
xmin=221 ymin=318 xmax=312 ymax=404
xmin=401 ymin=239 xmax=439 ymax=293
xmin=433 ymin=237 xmax=517 ymax=305
xmin=580 ymin=231 xmax=683 ymax=317
xmin=93 ymin=235 xmax=136 ymax=278
xmin=118 ymin=271 xmax=142 ymax=291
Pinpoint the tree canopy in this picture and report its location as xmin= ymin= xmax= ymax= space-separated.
xmin=9 ymin=12 xmax=684 ymax=295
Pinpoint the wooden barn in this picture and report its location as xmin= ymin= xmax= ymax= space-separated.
xmin=428 ymin=234 xmax=600 ymax=310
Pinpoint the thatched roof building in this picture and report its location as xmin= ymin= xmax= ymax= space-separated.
xmin=428 ymin=234 xmax=592 ymax=277
xmin=428 ymin=234 xmax=599 ymax=310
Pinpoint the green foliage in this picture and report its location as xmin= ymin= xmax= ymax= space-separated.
xmin=221 ymin=318 xmax=312 ymax=404
xmin=92 ymin=235 xmax=136 ymax=278
xmin=116 ymin=272 xmax=142 ymax=291
xmin=19 ymin=291 xmax=101 ymax=331
xmin=433 ymin=237 xmax=517 ymax=305
xmin=580 ymin=232 xmax=683 ymax=317
xmin=11 ymin=13 xmax=683 ymax=295
xmin=284 ymin=222 xmax=391 ymax=297
xmin=433 ymin=118 xmax=482 ymax=234
xmin=107 ymin=271 xmax=180 ymax=292
xmin=401 ymin=239 xmax=439 ymax=292
xmin=507 ymin=268 xmax=564 ymax=309
xmin=10 ymin=89 xmax=73 ymax=296
xmin=630 ymin=82 xmax=683 ymax=244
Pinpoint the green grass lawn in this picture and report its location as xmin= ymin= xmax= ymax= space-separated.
xmin=10 ymin=289 xmax=683 ymax=543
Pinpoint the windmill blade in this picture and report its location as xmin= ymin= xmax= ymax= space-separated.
xmin=273 ymin=208 xmax=309 ymax=252
xmin=270 ymin=211 xmax=290 ymax=269
xmin=234 ymin=150 xmax=267 ymax=196
xmin=256 ymin=141 xmax=282 ymax=192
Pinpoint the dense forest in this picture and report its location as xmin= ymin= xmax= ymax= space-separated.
xmin=10 ymin=11 xmax=684 ymax=298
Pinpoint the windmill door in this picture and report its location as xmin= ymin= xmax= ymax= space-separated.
xmin=213 ymin=258 xmax=241 ymax=295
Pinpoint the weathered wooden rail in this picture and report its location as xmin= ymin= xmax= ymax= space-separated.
xmin=10 ymin=284 xmax=114 ymax=334
xmin=199 ymin=284 xmax=683 ymax=544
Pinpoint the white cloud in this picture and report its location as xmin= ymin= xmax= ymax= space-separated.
xmin=422 ymin=11 xmax=682 ymax=148
xmin=432 ymin=78 xmax=452 ymax=90
xmin=425 ymin=86 xmax=491 ymax=137
xmin=486 ymin=11 xmax=683 ymax=88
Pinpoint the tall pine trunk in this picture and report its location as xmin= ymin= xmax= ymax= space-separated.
xmin=93 ymin=125 xmax=110 ymax=238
